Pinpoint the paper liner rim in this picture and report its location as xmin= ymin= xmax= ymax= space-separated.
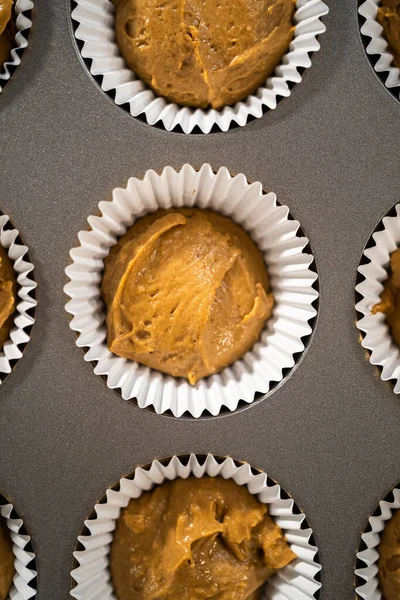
xmin=358 ymin=0 xmax=400 ymax=101
xmin=355 ymin=202 xmax=400 ymax=393
xmin=0 ymin=213 xmax=36 ymax=385
xmin=0 ymin=0 xmax=34 ymax=93
xmin=355 ymin=483 xmax=400 ymax=599
xmin=0 ymin=493 xmax=37 ymax=599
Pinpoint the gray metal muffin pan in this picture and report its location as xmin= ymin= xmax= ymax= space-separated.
xmin=0 ymin=0 xmax=399 ymax=597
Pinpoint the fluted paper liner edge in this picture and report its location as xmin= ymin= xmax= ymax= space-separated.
xmin=355 ymin=485 xmax=400 ymax=599
xmin=0 ymin=0 xmax=34 ymax=93
xmin=356 ymin=203 xmax=400 ymax=393
xmin=358 ymin=0 xmax=400 ymax=98
xmin=0 ymin=496 xmax=36 ymax=599
xmin=0 ymin=214 xmax=36 ymax=383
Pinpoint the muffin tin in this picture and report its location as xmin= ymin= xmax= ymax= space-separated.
xmin=0 ymin=0 xmax=399 ymax=598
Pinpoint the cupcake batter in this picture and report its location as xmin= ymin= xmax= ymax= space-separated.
xmin=372 ymin=248 xmax=400 ymax=346
xmin=101 ymin=208 xmax=274 ymax=384
xmin=377 ymin=0 xmax=400 ymax=68
xmin=114 ymin=0 xmax=296 ymax=109
xmin=110 ymin=477 xmax=296 ymax=600
xmin=0 ymin=0 xmax=13 ymax=68
xmin=379 ymin=509 xmax=400 ymax=599
xmin=0 ymin=245 xmax=15 ymax=350
xmin=0 ymin=517 xmax=14 ymax=600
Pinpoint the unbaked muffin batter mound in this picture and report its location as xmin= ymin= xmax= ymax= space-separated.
xmin=114 ymin=0 xmax=296 ymax=109
xmin=372 ymin=248 xmax=400 ymax=346
xmin=0 ymin=245 xmax=16 ymax=350
xmin=379 ymin=509 xmax=400 ymax=599
xmin=377 ymin=0 xmax=400 ymax=68
xmin=102 ymin=209 xmax=274 ymax=384
xmin=0 ymin=0 xmax=13 ymax=68
xmin=0 ymin=517 xmax=14 ymax=600
xmin=110 ymin=477 xmax=296 ymax=600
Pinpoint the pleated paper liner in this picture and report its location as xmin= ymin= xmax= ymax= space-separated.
xmin=0 ymin=0 xmax=33 ymax=93
xmin=356 ymin=203 xmax=400 ymax=393
xmin=64 ymin=164 xmax=319 ymax=418
xmin=70 ymin=0 xmax=328 ymax=133
xmin=71 ymin=453 xmax=322 ymax=599
xmin=0 ymin=213 xmax=36 ymax=386
xmin=355 ymin=483 xmax=400 ymax=599
xmin=0 ymin=492 xmax=37 ymax=599
xmin=358 ymin=0 xmax=400 ymax=102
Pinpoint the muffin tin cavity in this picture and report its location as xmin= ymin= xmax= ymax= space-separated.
xmin=64 ymin=164 xmax=319 ymax=418
xmin=70 ymin=0 xmax=328 ymax=133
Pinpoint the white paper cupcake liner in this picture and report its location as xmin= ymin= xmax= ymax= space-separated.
xmin=71 ymin=0 xmax=328 ymax=133
xmin=0 ymin=0 xmax=33 ymax=93
xmin=0 ymin=214 xmax=36 ymax=384
xmin=0 ymin=494 xmax=37 ymax=599
xmin=64 ymin=164 xmax=318 ymax=418
xmin=355 ymin=484 xmax=400 ymax=599
xmin=356 ymin=203 xmax=400 ymax=393
xmin=358 ymin=0 xmax=400 ymax=100
xmin=71 ymin=453 xmax=322 ymax=599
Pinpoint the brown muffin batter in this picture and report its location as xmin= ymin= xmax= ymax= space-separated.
xmin=372 ymin=248 xmax=400 ymax=346
xmin=0 ymin=0 xmax=13 ymax=68
xmin=102 ymin=209 xmax=274 ymax=384
xmin=110 ymin=477 xmax=296 ymax=600
xmin=377 ymin=0 xmax=400 ymax=68
xmin=379 ymin=509 xmax=400 ymax=599
xmin=0 ymin=517 xmax=14 ymax=600
xmin=114 ymin=0 xmax=296 ymax=109
xmin=0 ymin=245 xmax=15 ymax=350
